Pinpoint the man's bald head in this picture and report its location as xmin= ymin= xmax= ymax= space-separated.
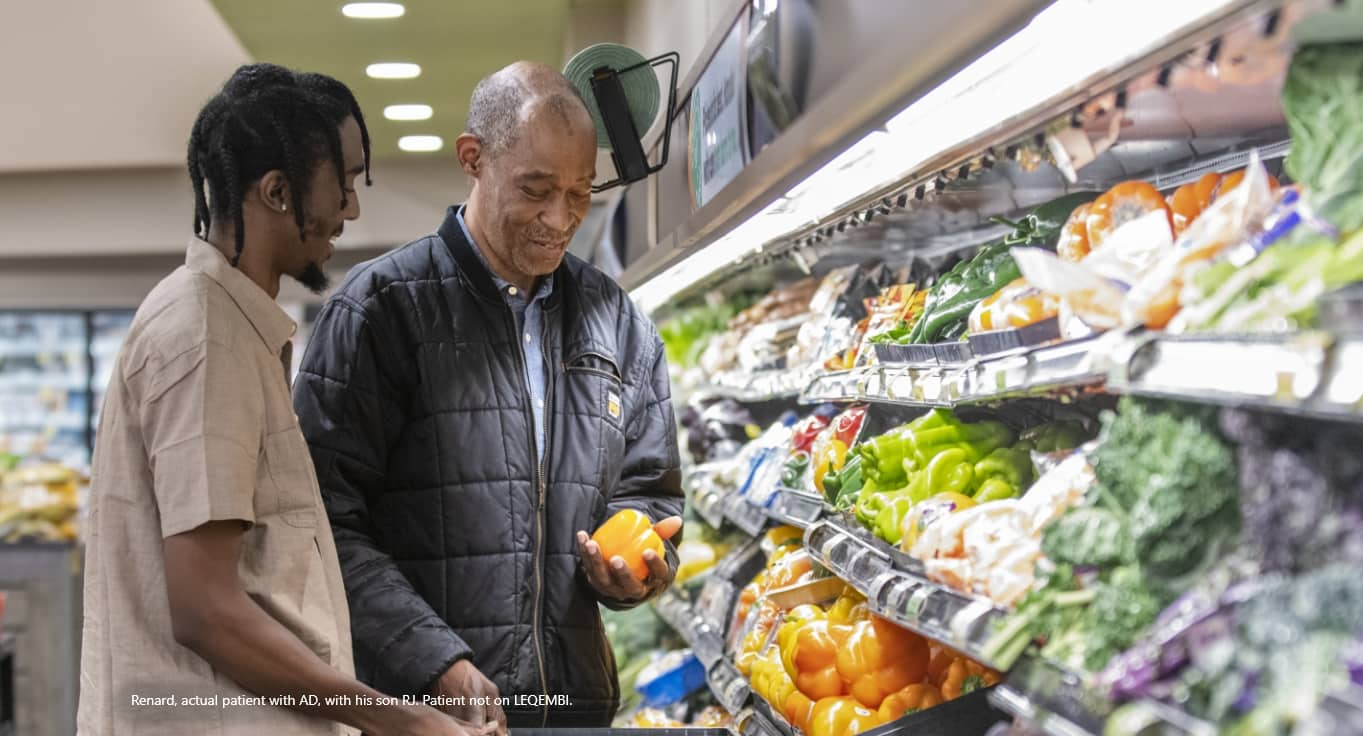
xmin=465 ymin=61 xmax=594 ymax=159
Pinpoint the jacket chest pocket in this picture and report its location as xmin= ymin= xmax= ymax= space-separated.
xmin=562 ymin=351 xmax=627 ymax=496
xmin=263 ymin=427 xmax=320 ymax=528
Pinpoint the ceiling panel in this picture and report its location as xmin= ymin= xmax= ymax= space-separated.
xmin=209 ymin=0 xmax=577 ymax=160
xmin=0 ymin=0 xmax=250 ymax=173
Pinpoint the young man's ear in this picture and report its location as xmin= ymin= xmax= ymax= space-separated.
xmin=254 ymin=171 xmax=291 ymax=213
xmin=455 ymin=134 xmax=483 ymax=178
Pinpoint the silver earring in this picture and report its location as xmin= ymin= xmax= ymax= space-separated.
xmin=281 ymin=204 xmax=288 ymax=212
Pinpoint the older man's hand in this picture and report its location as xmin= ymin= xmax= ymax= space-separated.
xmin=576 ymin=516 xmax=682 ymax=604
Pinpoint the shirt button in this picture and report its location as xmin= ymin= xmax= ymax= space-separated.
xmin=537 ymin=399 xmax=545 ymax=408
xmin=508 ymin=286 xmax=519 ymax=296
xmin=524 ymin=333 xmax=532 ymax=343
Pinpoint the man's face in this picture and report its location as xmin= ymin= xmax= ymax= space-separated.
xmin=478 ymin=107 xmax=596 ymax=281
xmin=284 ymin=115 xmax=365 ymax=293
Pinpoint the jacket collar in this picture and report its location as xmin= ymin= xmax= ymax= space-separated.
xmin=437 ymin=204 xmax=566 ymax=312
xmin=185 ymin=237 xmax=296 ymax=354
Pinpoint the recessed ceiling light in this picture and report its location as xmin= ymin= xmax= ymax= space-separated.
xmin=366 ymin=62 xmax=421 ymax=79
xmin=384 ymin=104 xmax=433 ymax=121
xmin=399 ymin=135 xmax=444 ymax=152
xmin=342 ymin=3 xmax=405 ymax=19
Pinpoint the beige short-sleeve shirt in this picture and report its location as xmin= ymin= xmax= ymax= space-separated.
xmin=78 ymin=239 xmax=355 ymax=735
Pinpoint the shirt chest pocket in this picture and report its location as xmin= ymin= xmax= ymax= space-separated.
xmin=262 ymin=427 xmax=320 ymax=528
xmin=562 ymin=351 xmax=627 ymax=494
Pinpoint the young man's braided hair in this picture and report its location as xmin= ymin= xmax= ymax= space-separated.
xmin=187 ymin=63 xmax=371 ymax=266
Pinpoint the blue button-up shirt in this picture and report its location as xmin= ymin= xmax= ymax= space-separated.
xmin=458 ymin=208 xmax=554 ymax=462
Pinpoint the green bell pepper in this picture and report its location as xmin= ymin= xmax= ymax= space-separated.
xmin=781 ymin=451 xmax=811 ymax=488
xmin=907 ymin=194 xmax=1098 ymax=345
xmin=964 ymin=447 xmax=1036 ymax=502
xmin=974 ymin=447 xmax=1035 ymax=489
xmin=822 ymin=453 xmax=864 ymax=507
xmin=904 ymin=447 xmax=975 ymax=503
xmin=974 ymin=477 xmax=1020 ymax=503
xmin=906 ymin=420 xmax=1015 ymax=470
xmin=875 ymin=495 xmax=915 ymax=545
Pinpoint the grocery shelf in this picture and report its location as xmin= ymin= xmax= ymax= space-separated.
xmin=0 ymin=376 xmax=86 ymax=392
xmin=725 ymin=329 xmax=1363 ymax=423
xmin=721 ymin=496 xmax=771 ymax=538
xmin=798 ymin=367 xmax=874 ymax=404
xmin=987 ymin=657 xmax=1115 ymax=736
xmin=0 ymin=340 xmax=86 ymax=356
xmin=766 ymin=488 xmax=824 ymax=530
xmin=0 ymin=412 xmax=87 ymax=431
xmin=732 ymin=704 xmax=787 ymax=736
xmin=804 ymin=519 xmax=1008 ymax=669
xmin=706 ymin=659 xmax=751 ymax=714
xmin=1111 ymin=332 xmax=1363 ymax=422
xmin=655 ymin=589 xmax=726 ymax=670
xmin=701 ymin=369 xmax=813 ymax=403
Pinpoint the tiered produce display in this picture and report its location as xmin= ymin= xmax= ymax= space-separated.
xmin=640 ymin=5 xmax=1363 ymax=734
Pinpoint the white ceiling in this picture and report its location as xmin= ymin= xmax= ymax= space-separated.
xmin=0 ymin=0 xmax=250 ymax=173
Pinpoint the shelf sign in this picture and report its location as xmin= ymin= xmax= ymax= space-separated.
xmin=688 ymin=17 xmax=750 ymax=209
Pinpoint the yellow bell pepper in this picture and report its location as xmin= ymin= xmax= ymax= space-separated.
xmin=778 ymin=604 xmax=827 ymax=680
xmin=812 ymin=439 xmax=849 ymax=494
xmin=736 ymin=601 xmax=780 ymax=676
xmin=827 ymin=588 xmax=871 ymax=625
xmin=784 ymin=690 xmax=815 ymax=734
xmin=764 ymin=524 xmax=805 ymax=552
xmin=808 ymin=696 xmax=885 ymax=736
xmin=751 ymin=647 xmax=796 ymax=710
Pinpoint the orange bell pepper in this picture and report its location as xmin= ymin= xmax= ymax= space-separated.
xmin=1085 ymin=181 xmax=1172 ymax=251
xmin=765 ymin=548 xmax=814 ymax=590
xmin=784 ymin=690 xmax=815 ymax=733
xmin=877 ymin=683 xmax=944 ymax=723
xmin=1056 ymin=202 xmax=1094 ymax=262
xmin=790 ymin=620 xmax=852 ymax=700
xmin=808 ymin=696 xmax=885 ymax=736
xmin=939 ymin=657 xmax=1000 ymax=700
xmin=590 ymin=509 xmax=664 ymax=581
xmin=927 ymin=646 xmax=958 ymax=685
xmin=835 ymin=616 xmax=931 ymax=709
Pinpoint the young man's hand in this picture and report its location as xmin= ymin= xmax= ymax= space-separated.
xmin=430 ymin=659 xmax=507 ymax=735
xmin=576 ymin=516 xmax=682 ymax=603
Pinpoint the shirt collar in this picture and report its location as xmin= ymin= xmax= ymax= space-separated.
xmin=185 ymin=238 xmax=296 ymax=354
xmin=456 ymin=206 xmax=555 ymax=303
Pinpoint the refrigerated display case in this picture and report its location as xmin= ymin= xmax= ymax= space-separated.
xmin=0 ymin=309 xmax=134 ymax=469
xmin=630 ymin=0 xmax=1363 ymax=734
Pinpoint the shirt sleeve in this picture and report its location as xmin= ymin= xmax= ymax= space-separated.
xmin=139 ymin=340 xmax=265 ymax=538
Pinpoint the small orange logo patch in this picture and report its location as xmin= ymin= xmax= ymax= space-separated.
xmin=607 ymin=391 xmax=621 ymax=419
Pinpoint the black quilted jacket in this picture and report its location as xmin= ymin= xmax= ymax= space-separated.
xmin=293 ymin=205 xmax=683 ymax=727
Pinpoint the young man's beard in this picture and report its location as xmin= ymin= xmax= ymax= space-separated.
xmin=296 ymin=262 xmax=330 ymax=294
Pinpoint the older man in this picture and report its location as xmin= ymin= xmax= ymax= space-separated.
xmin=294 ymin=62 xmax=683 ymax=730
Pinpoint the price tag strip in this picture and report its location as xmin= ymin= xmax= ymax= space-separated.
xmin=805 ymin=519 xmax=1008 ymax=669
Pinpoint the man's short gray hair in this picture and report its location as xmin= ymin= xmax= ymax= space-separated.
xmin=466 ymin=62 xmax=591 ymax=158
